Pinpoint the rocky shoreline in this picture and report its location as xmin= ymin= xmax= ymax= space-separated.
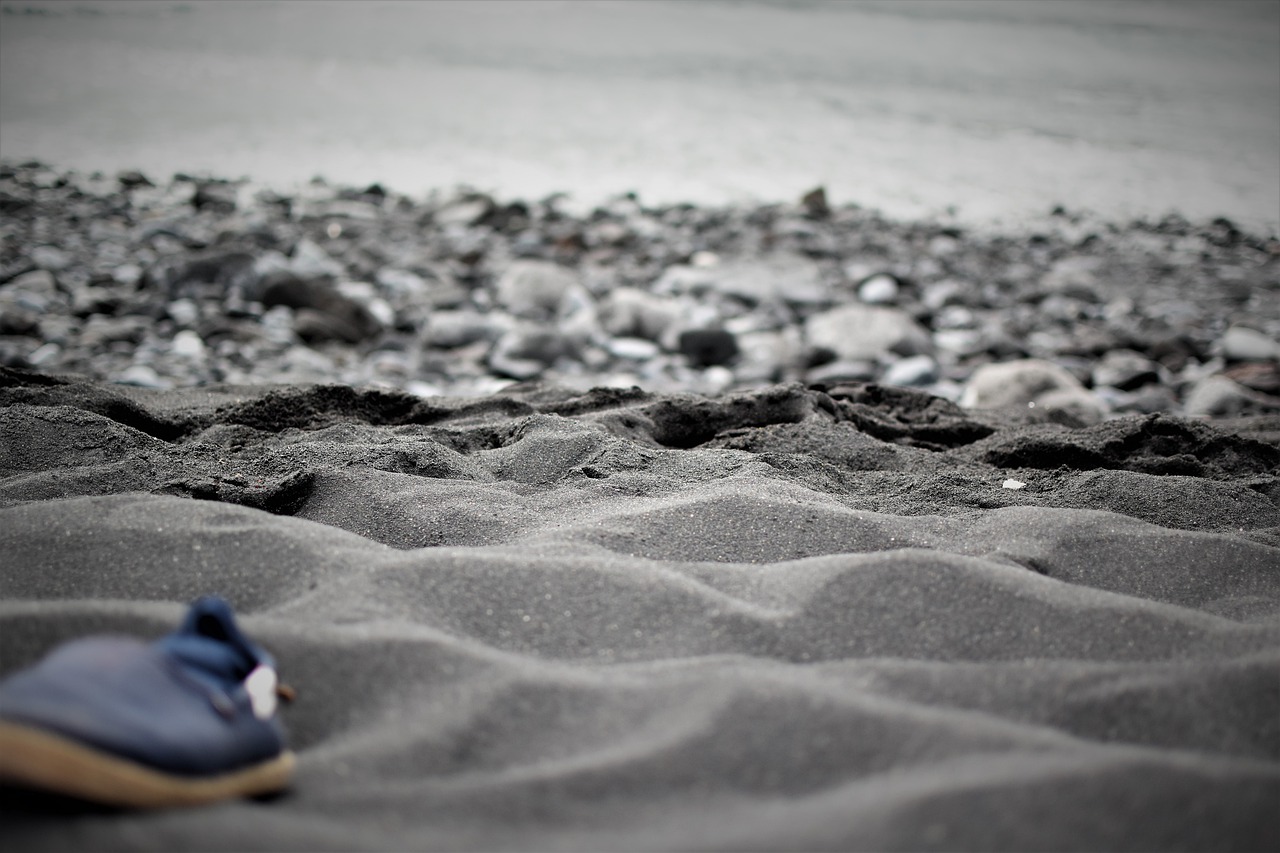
xmin=1 ymin=159 xmax=1278 ymax=425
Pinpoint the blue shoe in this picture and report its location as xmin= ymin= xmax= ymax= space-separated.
xmin=0 ymin=597 xmax=295 ymax=808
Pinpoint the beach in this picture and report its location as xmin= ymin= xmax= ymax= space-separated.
xmin=1 ymin=160 xmax=1279 ymax=848
xmin=1 ymin=1 xmax=1279 ymax=846
xmin=2 ymin=365 xmax=1279 ymax=849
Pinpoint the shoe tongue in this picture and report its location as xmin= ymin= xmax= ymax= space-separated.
xmin=157 ymin=596 xmax=272 ymax=690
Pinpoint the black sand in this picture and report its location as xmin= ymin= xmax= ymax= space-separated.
xmin=1 ymin=368 xmax=1278 ymax=850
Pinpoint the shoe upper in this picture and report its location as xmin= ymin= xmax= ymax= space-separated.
xmin=0 ymin=596 xmax=288 ymax=777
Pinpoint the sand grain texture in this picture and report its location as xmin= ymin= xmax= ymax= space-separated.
xmin=1 ymin=368 xmax=1278 ymax=850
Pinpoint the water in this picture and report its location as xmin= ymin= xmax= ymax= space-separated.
xmin=2 ymin=0 xmax=1277 ymax=231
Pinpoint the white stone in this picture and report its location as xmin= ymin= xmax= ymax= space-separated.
xmin=961 ymin=358 xmax=1106 ymax=424
xmin=598 ymin=288 xmax=682 ymax=341
xmin=171 ymin=330 xmax=206 ymax=359
xmin=653 ymin=264 xmax=715 ymax=296
xmin=805 ymin=303 xmax=932 ymax=362
xmin=711 ymin=254 xmax=829 ymax=305
xmin=426 ymin=311 xmax=507 ymax=348
xmin=1182 ymin=375 xmax=1260 ymax=417
xmin=607 ymin=337 xmax=661 ymax=361
xmin=933 ymin=329 xmax=984 ymax=358
xmin=7 ymin=269 xmax=59 ymax=299
xmin=1040 ymin=256 xmax=1103 ymax=300
xmin=289 ymin=238 xmax=344 ymax=280
xmin=167 ymin=299 xmax=199 ymax=327
xmin=1002 ymin=479 xmax=1027 ymax=490
xmin=111 ymin=263 xmax=143 ymax=286
xmin=30 ymin=245 xmax=72 ymax=272
xmin=27 ymin=342 xmax=61 ymax=366
xmin=1220 ymin=326 xmax=1280 ymax=362
xmin=699 ymin=366 xmax=735 ymax=394
xmin=495 ymin=260 xmax=580 ymax=320
xmin=858 ymin=274 xmax=899 ymax=304
xmin=882 ymin=355 xmax=938 ymax=387
xmin=375 ymin=268 xmax=429 ymax=298
xmin=406 ymin=380 xmax=444 ymax=398
xmin=115 ymin=364 xmax=171 ymax=389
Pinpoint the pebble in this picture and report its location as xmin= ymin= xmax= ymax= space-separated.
xmin=167 ymin=299 xmax=200 ymax=328
xmin=1091 ymin=349 xmax=1163 ymax=391
xmin=882 ymin=354 xmax=938 ymax=387
xmin=115 ymin=364 xmax=171 ymax=389
xmin=171 ymin=330 xmax=206 ymax=359
xmin=960 ymin=359 xmax=1107 ymax=424
xmin=30 ymin=245 xmax=72 ymax=272
xmin=1182 ymin=375 xmax=1267 ymax=417
xmin=425 ymin=310 xmax=505 ymax=349
xmin=678 ymin=329 xmax=739 ymax=368
xmin=709 ymin=254 xmax=829 ymax=305
xmin=857 ymin=274 xmax=899 ymax=305
xmin=495 ymin=260 xmax=580 ymax=321
xmin=805 ymin=304 xmax=932 ymax=362
xmin=606 ymin=337 xmax=661 ymax=361
xmin=1040 ymin=256 xmax=1103 ymax=301
xmin=807 ymin=359 xmax=878 ymax=385
xmin=26 ymin=342 xmax=61 ymax=367
xmin=1219 ymin=326 xmax=1280 ymax=362
xmin=5 ymin=269 xmax=60 ymax=306
xmin=289 ymin=238 xmax=344 ymax=281
xmin=598 ymin=288 xmax=682 ymax=342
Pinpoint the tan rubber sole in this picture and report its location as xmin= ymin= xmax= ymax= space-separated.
xmin=0 ymin=720 xmax=295 ymax=808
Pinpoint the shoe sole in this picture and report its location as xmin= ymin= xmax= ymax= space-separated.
xmin=0 ymin=720 xmax=295 ymax=808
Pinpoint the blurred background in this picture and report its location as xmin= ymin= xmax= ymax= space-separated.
xmin=3 ymin=0 xmax=1278 ymax=231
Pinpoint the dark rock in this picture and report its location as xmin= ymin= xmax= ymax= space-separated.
xmin=1222 ymin=362 xmax=1280 ymax=395
xmin=192 ymin=180 xmax=238 ymax=213
xmin=156 ymin=250 xmax=258 ymax=299
xmin=116 ymin=169 xmax=154 ymax=189
xmin=261 ymin=275 xmax=381 ymax=344
xmin=678 ymin=329 xmax=739 ymax=368
xmin=0 ymin=307 xmax=39 ymax=336
xmin=800 ymin=186 xmax=830 ymax=219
